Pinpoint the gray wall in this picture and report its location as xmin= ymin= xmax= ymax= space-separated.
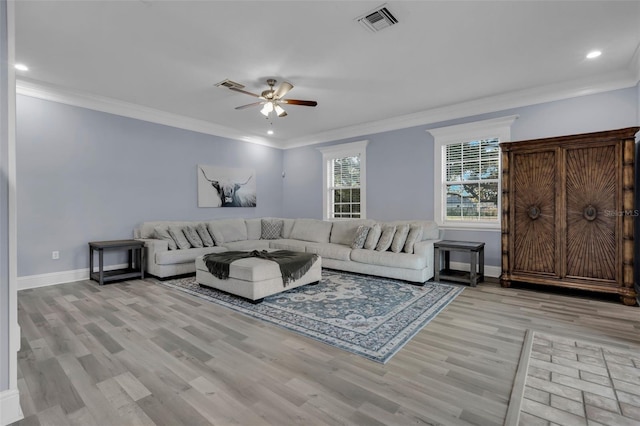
xmin=283 ymin=87 xmax=639 ymax=270
xmin=1 ymin=0 xmax=9 ymax=392
xmin=16 ymin=96 xmax=284 ymax=277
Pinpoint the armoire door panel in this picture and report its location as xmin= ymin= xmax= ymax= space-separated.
xmin=512 ymin=150 xmax=558 ymax=275
xmin=565 ymin=145 xmax=617 ymax=281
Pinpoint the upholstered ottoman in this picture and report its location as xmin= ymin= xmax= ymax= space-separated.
xmin=195 ymin=252 xmax=322 ymax=302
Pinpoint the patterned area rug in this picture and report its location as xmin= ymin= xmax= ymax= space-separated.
xmin=155 ymin=269 xmax=463 ymax=363
xmin=506 ymin=330 xmax=640 ymax=425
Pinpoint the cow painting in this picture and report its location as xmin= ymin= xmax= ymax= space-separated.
xmin=197 ymin=165 xmax=257 ymax=207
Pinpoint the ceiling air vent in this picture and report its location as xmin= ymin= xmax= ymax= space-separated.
xmin=357 ymin=4 xmax=398 ymax=33
xmin=215 ymin=79 xmax=245 ymax=89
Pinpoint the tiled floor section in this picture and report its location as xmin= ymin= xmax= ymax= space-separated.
xmin=519 ymin=332 xmax=640 ymax=425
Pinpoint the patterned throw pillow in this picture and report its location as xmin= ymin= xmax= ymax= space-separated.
xmin=184 ymin=225 xmax=204 ymax=248
xmin=403 ymin=225 xmax=423 ymax=254
xmin=196 ymin=222 xmax=215 ymax=247
xmin=351 ymin=225 xmax=370 ymax=249
xmin=261 ymin=219 xmax=284 ymax=240
xmin=390 ymin=224 xmax=410 ymax=253
xmin=364 ymin=223 xmax=382 ymax=249
xmin=154 ymin=226 xmax=177 ymax=250
xmin=375 ymin=225 xmax=397 ymax=251
xmin=168 ymin=226 xmax=191 ymax=250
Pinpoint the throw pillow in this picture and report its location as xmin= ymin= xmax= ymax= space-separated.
xmin=196 ymin=222 xmax=215 ymax=247
xmin=351 ymin=225 xmax=370 ymax=249
xmin=403 ymin=224 xmax=423 ymax=253
xmin=153 ymin=226 xmax=177 ymax=250
xmin=390 ymin=224 xmax=410 ymax=253
xmin=261 ymin=219 xmax=284 ymax=240
xmin=375 ymin=225 xmax=397 ymax=251
xmin=168 ymin=226 xmax=191 ymax=250
xmin=364 ymin=223 xmax=382 ymax=250
xmin=184 ymin=225 xmax=203 ymax=248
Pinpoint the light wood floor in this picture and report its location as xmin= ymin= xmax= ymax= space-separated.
xmin=13 ymin=276 xmax=640 ymax=426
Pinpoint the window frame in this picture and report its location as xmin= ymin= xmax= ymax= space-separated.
xmin=317 ymin=140 xmax=368 ymax=220
xmin=428 ymin=115 xmax=518 ymax=230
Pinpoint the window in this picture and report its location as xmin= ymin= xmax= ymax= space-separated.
xmin=318 ymin=140 xmax=368 ymax=220
xmin=428 ymin=115 xmax=518 ymax=229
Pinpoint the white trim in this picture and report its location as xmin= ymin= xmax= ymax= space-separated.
xmin=428 ymin=115 xmax=518 ymax=230
xmin=5 ymin=2 xmax=23 ymax=423
xmin=448 ymin=261 xmax=501 ymax=279
xmin=18 ymin=263 xmax=129 ymax=290
xmin=15 ymin=70 xmax=637 ymax=152
xmin=16 ymin=80 xmax=277 ymax=149
xmin=318 ymin=140 xmax=369 ymax=220
xmin=0 ymin=389 xmax=23 ymax=426
xmin=283 ymin=70 xmax=636 ymax=148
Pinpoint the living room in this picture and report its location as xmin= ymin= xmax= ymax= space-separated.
xmin=2 ymin=1 xmax=640 ymax=425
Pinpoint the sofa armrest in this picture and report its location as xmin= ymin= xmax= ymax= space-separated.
xmin=136 ymin=238 xmax=168 ymax=263
xmin=413 ymin=239 xmax=438 ymax=258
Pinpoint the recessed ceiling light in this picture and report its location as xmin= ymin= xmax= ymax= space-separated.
xmin=14 ymin=63 xmax=29 ymax=71
xmin=586 ymin=50 xmax=602 ymax=59
xmin=267 ymin=130 xmax=274 ymax=135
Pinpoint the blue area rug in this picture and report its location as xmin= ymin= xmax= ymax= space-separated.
xmin=157 ymin=269 xmax=463 ymax=363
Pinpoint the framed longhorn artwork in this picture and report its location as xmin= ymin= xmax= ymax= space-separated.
xmin=197 ymin=165 xmax=257 ymax=207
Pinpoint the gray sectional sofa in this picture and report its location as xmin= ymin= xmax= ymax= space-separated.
xmin=133 ymin=217 xmax=442 ymax=283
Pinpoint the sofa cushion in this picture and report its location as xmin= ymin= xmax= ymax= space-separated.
xmin=364 ymin=223 xmax=382 ymax=249
xmin=387 ymin=220 xmax=439 ymax=241
xmin=375 ymin=225 xmax=396 ymax=251
xmin=351 ymin=225 xmax=370 ymax=249
xmin=390 ymin=224 xmax=410 ymax=253
xmin=154 ymin=225 xmax=177 ymax=250
xmin=156 ymin=246 xmax=226 ymax=265
xmin=329 ymin=219 xmax=375 ymax=245
xmin=290 ymin=219 xmax=332 ymax=243
xmin=169 ymin=226 xmax=191 ymax=250
xmin=196 ymin=223 xmax=215 ymax=247
xmin=305 ymin=242 xmax=352 ymax=261
xmin=403 ymin=224 xmax=423 ymax=253
xmin=350 ymin=248 xmax=427 ymax=270
xmin=268 ymin=239 xmax=308 ymax=253
xmin=245 ymin=218 xmax=262 ymax=240
xmin=261 ymin=218 xmax=283 ymax=239
xmin=184 ymin=225 xmax=204 ymax=248
xmin=281 ymin=218 xmax=296 ymax=239
xmin=207 ymin=218 xmax=248 ymax=245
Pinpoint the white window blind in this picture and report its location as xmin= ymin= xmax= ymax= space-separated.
xmin=428 ymin=115 xmax=517 ymax=229
xmin=444 ymin=138 xmax=500 ymax=222
xmin=329 ymin=155 xmax=361 ymax=219
xmin=318 ymin=140 xmax=368 ymax=220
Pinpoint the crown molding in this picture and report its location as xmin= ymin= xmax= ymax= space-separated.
xmin=16 ymin=79 xmax=278 ymax=148
xmin=17 ymin=69 xmax=638 ymax=152
xmin=282 ymin=70 xmax=638 ymax=149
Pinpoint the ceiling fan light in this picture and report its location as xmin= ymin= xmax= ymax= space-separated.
xmin=274 ymin=104 xmax=286 ymax=117
xmin=260 ymin=102 xmax=274 ymax=116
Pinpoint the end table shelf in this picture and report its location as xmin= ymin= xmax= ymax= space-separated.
xmin=89 ymin=239 xmax=145 ymax=285
xmin=434 ymin=240 xmax=485 ymax=287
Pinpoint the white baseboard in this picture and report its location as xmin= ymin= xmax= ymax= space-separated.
xmin=448 ymin=261 xmax=501 ymax=278
xmin=0 ymin=389 xmax=23 ymax=426
xmin=18 ymin=263 xmax=128 ymax=290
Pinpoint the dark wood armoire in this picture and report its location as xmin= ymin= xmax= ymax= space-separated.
xmin=500 ymin=127 xmax=639 ymax=305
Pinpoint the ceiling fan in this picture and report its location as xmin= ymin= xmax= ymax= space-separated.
xmin=227 ymin=79 xmax=317 ymax=118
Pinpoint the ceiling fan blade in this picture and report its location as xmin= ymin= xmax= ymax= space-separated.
xmin=235 ymin=101 xmax=264 ymax=110
xmin=273 ymin=81 xmax=293 ymax=99
xmin=229 ymin=87 xmax=261 ymax=98
xmin=281 ymin=99 xmax=318 ymax=107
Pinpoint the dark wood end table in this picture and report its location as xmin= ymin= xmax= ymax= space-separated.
xmin=434 ymin=240 xmax=485 ymax=287
xmin=89 ymin=239 xmax=145 ymax=285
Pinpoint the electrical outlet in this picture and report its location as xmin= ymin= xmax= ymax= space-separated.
xmin=52 ymin=251 xmax=60 ymax=260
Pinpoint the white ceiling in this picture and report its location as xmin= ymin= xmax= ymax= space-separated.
xmin=14 ymin=1 xmax=640 ymax=149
